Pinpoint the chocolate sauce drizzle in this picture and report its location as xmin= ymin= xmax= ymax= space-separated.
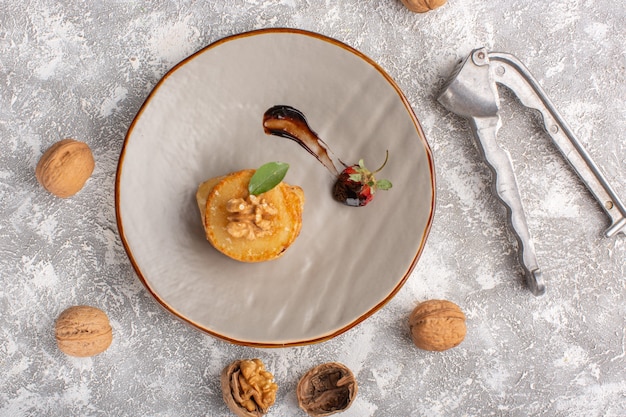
xmin=262 ymin=105 xmax=339 ymax=176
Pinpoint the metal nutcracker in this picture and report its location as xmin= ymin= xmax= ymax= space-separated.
xmin=438 ymin=47 xmax=626 ymax=296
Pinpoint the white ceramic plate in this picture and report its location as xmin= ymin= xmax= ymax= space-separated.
xmin=116 ymin=28 xmax=435 ymax=347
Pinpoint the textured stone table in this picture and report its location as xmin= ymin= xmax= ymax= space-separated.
xmin=1 ymin=1 xmax=625 ymax=416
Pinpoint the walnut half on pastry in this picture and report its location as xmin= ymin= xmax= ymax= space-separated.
xmin=196 ymin=169 xmax=304 ymax=262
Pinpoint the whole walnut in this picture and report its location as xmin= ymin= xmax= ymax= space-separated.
xmin=36 ymin=138 xmax=95 ymax=198
xmin=55 ymin=306 xmax=112 ymax=357
xmin=409 ymin=300 xmax=466 ymax=351
xmin=401 ymin=0 xmax=447 ymax=13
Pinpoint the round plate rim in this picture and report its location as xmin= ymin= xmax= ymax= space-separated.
xmin=115 ymin=27 xmax=437 ymax=348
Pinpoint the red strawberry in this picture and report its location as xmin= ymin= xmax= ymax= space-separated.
xmin=332 ymin=152 xmax=392 ymax=207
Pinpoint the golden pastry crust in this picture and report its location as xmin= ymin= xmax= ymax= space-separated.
xmin=196 ymin=169 xmax=304 ymax=262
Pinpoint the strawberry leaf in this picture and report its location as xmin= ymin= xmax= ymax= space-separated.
xmin=248 ymin=162 xmax=289 ymax=195
xmin=349 ymin=173 xmax=362 ymax=182
xmin=376 ymin=179 xmax=392 ymax=190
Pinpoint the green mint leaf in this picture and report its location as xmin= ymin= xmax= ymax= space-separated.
xmin=376 ymin=179 xmax=392 ymax=190
xmin=358 ymin=159 xmax=366 ymax=169
xmin=248 ymin=162 xmax=290 ymax=195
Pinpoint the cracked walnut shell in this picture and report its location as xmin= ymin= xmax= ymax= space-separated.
xmin=297 ymin=362 xmax=357 ymax=417
xmin=401 ymin=0 xmax=447 ymax=13
xmin=36 ymin=139 xmax=95 ymax=198
xmin=221 ymin=359 xmax=278 ymax=417
xmin=409 ymin=300 xmax=466 ymax=351
xmin=55 ymin=306 xmax=112 ymax=357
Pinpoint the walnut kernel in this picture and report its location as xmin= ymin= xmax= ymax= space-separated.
xmin=409 ymin=299 xmax=466 ymax=351
xmin=36 ymin=139 xmax=95 ymax=198
xmin=55 ymin=305 xmax=112 ymax=357
xmin=226 ymin=195 xmax=278 ymax=240
xmin=221 ymin=359 xmax=278 ymax=417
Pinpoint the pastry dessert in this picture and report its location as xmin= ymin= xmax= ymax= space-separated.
xmin=196 ymin=169 xmax=304 ymax=262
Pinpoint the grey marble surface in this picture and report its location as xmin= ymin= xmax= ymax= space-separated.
xmin=1 ymin=1 xmax=625 ymax=416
